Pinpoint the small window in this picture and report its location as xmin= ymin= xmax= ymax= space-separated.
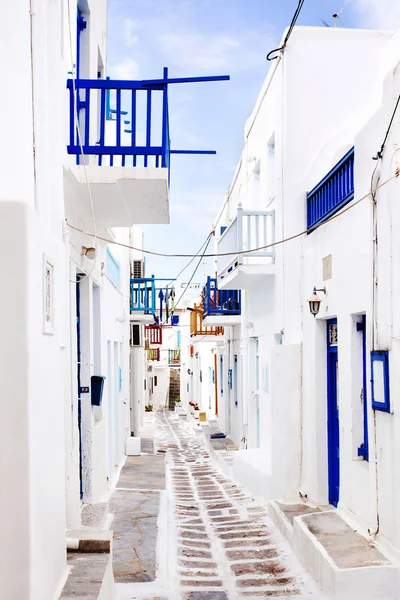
xmin=154 ymin=376 xmax=158 ymax=387
xmin=371 ymin=351 xmax=390 ymax=412
xmin=130 ymin=324 xmax=141 ymax=346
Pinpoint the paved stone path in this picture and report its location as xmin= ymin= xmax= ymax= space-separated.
xmin=131 ymin=410 xmax=325 ymax=600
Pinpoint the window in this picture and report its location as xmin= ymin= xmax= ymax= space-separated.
xmin=307 ymin=148 xmax=354 ymax=230
xmin=130 ymin=324 xmax=141 ymax=346
xmin=371 ymin=351 xmax=390 ymax=412
xmin=154 ymin=376 xmax=158 ymax=387
xmin=106 ymin=247 xmax=120 ymax=288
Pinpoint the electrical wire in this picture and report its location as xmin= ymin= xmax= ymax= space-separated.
xmin=66 ymin=2 xmax=98 ymax=284
xmin=267 ymin=0 xmax=305 ymax=61
xmin=66 ymin=168 xmax=400 ymax=259
xmin=165 ymin=232 xmax=214 ymax=320
xmin=373 ymin=93 xmax=400 ymax=160
xmin=164 ymin=230 xmax=214 ymax=288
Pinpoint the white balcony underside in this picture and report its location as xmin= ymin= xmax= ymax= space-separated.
xmin=64 ymin=165 xmax=169 ymax=237
xmin=203 ymin=315 xmax=241 ymax=327
xmin=129 ymin=314 xmax=155 ymax=324
xmin=218 ymin=263 xmax=276 ymax=290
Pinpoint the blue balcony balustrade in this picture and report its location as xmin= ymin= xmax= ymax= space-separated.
xmin=130 ymin=277 xmax=156 ymax=313
xmin=307 ymin=147 xmax=354 ymax=230
xmin=67 ymin=68 xmax=230 ymax=172
xmin=203 ymin=277 xmax=241 ymax=317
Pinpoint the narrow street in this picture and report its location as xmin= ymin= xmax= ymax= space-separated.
xmin=116 ymin=410 xmax=325 ymax=600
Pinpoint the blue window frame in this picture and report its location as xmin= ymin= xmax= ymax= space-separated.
xmin=220 ymin=356 xmax=223 ymax=395
xmin=307 ymin=147 xmax=354 ymax=230
xmin=105 ymin=247 xmax=120 ymax=288
xmin=228 ymin=369 xmax=232 ymax=389
xmin=371 ymin=351 xmax=390 ymax=412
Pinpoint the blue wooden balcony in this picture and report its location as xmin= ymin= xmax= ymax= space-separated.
xmin=307 ymin=147 xmax=354 ymax=230
xmin=203 ymin=277 xmax=241 ymax=319
xmin=67 ymin=68 xmax=229 ymax=172
xmin=130 ymin=277 xmax=156 ymax=313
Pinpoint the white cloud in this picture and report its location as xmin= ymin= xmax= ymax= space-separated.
xmin=159 ymin=33 xmax=238 ymax=70
xmin=109 ymin=57 xmax=140 ymax=80
xmin=123 ymin=18 xmax=139 ymax=47
xmin=347 ymin=0 xmax=400 ymax=29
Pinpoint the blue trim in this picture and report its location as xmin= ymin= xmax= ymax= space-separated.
xmin=228 ymin=369 xmax=232 ymax=389
xmin=307 ymin=148 xmax=354 ymax=230
xmin=220 ymin=356 xmax=223 ymax=395
xmin=357 ymin=316 xmax=369 ymax=460
xmin=327 ymin=318 xmax=340 ymax=507
xmin=76 ymin=7 xmax=86 ymax=80
xmin=130 ymin=276 xmax=156 ymax=313
xmin=234 ymin=355 xmax=238 ymax=406
xmin=203 ymin=276 xmax=241 ymax=317
xmin=67 ymin=70 xmax=229 ymax=176
xmin=177 ymin=330 xmax=181 ymax=348
xmin=119 ymin=367 xmax=122 ymax=392
xmin=76 ymin=277 xmax=83 ymax=499
xmin=371 ymin=350 xmax=390 ymax=412
xmin=105 ymin=247 xmax=120 ymax=288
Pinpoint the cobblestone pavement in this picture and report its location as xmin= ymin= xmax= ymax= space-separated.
xmin=142 ymin=410 xmax=325 ymax=600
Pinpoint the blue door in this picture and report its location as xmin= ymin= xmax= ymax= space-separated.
xmin=76 ymin=277 xmax=83 ymax=499
xmin=327 ymin=319 xmax=340 ymax=507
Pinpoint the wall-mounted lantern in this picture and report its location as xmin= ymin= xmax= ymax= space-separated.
xmin=308 ymin=287 xmax=326 ymax=317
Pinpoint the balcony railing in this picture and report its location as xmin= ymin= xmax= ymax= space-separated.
xmin=168 ymin=349 xmax=181 ymax=366
xmin=307 ymin=147 xmax=354 ymax=230
xmin=145 ymin=325 xmax=162 ymax=345
xmin=217 ymin=207 xmax=275 ymax=280
xmin=190 ymin=305 xmax=224 ymax=337
xmin=130 ymin=277 xmax=156 ymax=312
xmin=203 ymin=277 xmax=241 ymax=317
xmin=148 ymin=348 xmax=160 ymax=361
xmin=67 ymin=69 xmax=229 ymax=170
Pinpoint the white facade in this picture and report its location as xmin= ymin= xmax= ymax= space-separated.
xmin=0 ymin=2 xmax=169 ymax=599
xmin=187 ymin=25 xmax=400 ymax=577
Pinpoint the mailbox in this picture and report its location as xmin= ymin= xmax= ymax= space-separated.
xmin=91 ymin=375 xmax=106 ymax=406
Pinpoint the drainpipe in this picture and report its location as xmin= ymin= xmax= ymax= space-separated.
xmin=369 ymin=164 xmax=380 ymax=536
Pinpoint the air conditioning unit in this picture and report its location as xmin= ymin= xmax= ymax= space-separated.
xmin=132 ymin=259 xmax=144 ymax=278
xmin=130 ymin=324 xmax=141 ymax=347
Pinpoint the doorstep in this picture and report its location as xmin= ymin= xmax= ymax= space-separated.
xmin=60 ymin=531 xmax=115 ymax=599
xmin=268 ymin=499 xmax=329 ymax=545
xmin=291 ymin=508 xmax=400 ymax=599
xmin=200 ymin=420 xmax=238 ymax=478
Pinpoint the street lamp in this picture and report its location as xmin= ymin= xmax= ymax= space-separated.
xmin=308 ymin=287 xmax=326 ymax=317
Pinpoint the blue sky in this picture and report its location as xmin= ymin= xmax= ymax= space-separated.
xmin=107 ymin=0 xmax=399 ymax=298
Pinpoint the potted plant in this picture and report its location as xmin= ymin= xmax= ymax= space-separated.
xmin=145 ymin=404 xmax=153 ymax=412
xmin=188 ymin=401 xmax=195 ymax=415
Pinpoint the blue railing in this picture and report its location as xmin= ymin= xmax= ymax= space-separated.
xmin=203 ymin=277 xmax=241 ymax=317
xmin=67 ymin=69 xmax=229 ymax=171
xmin=105 ymin=247 xmax=120 ymax=288
xmin=307 ymin=148 xmax=354 ymax=230
xmin=130 ymin=277 xmax=156 ymax=313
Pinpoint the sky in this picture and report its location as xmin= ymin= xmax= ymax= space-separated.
xmin=107 ymin=0 xmax=400 ymax=300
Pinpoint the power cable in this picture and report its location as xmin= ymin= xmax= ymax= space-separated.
xmin=164 ymin=230 xmax=214 ymax=288
xmin=373 ymin=93 xmax=400 ymax=160
xmin=165 ymin=232 xmax=214 ymax=320
xmin=66 ymin=168 xmax=400 ymax=259
xmin=267 ymin=0 xmax=305 ymax=61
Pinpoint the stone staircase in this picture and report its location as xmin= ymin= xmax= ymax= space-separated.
xmin=168 ymin=368 xmax=180 ymax=411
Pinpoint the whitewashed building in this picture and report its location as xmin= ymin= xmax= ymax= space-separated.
xmin=0 ymin=1 xmax=228 ymax=598
xmin=188 ymin=25 xmax=400 ymax=598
